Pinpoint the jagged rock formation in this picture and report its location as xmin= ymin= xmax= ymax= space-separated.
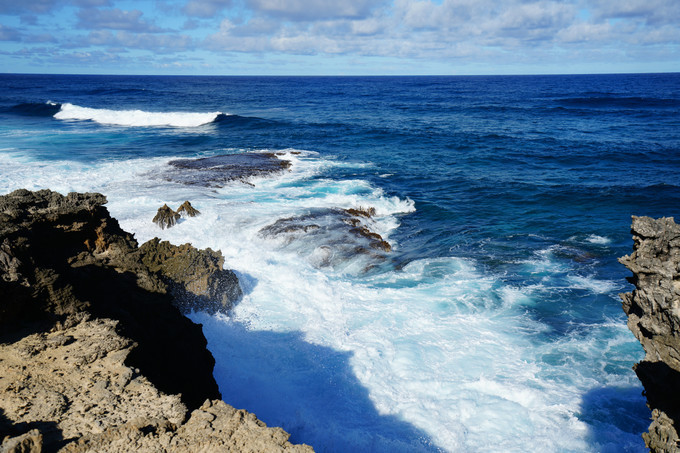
xmin=153 ymin=204 xmax=180 ymax=229
xmin=620 ymin=216 xmax=680 ymax=452
xmin=0 ymin=318 xmax=311 ymax=453
xmin=140 ymin=238 xmax=242 ymax=314
xmin=176 ymin=201 xmax=200 ymax=218
xmin=0 ymin=189 xmax=311 ymax=452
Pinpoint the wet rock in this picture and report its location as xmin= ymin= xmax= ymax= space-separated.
xmin=259 ymin=207 xmax=391 ymax=272
xmin=176 ymin=200 xmax=200 ymax=218
xmin=152 ymin=204 xmax=180 ymax=230
xmin=166 ymin=153 xmax=292 ymax=188
xmin=139 ymin=238 xmax=242 ymax=314
xmin=619 ymin=216 xmax=680 ymax=452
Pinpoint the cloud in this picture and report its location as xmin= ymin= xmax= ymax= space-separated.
xmin=183 ymin=0 xmax=232 ymax=18
xmin=0 ymin=24 xmax=22 ymax=41
xmin=2 ymin=0 xmax=679 ymax=74
xmin=76 ymin=8 xmax=166 ymax=32
xmin=80 ymin=30 xmax=194 ymax=52
xmin=591 ymin=0 xmax=680 ymax=25
xmin=246 ymin=0 xmax=385 ymax=21
xmin=0 ymin=0 xmax=58 ymax=14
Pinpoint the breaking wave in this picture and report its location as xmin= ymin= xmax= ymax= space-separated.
xmin=53 ymin=102 xmax=225 ymax=127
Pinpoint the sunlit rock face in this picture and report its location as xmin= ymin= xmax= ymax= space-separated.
xmin=620 ymin=216 xmax=680 ymax=452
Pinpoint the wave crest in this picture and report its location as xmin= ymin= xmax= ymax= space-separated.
xmin=53 ymin=103 xmax=225 ymax=127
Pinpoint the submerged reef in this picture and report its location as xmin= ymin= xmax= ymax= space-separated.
xmin=0 ymin=189 xmax=311 ymax=452
xmin=620 ymin=216 xmax=680 ymax=452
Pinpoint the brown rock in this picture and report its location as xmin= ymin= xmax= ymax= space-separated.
xmin=1 ymin=429 xmax=43 ymax=453
xmin=139 ymin=238 xmax=242 ymax=314
xmin=176 ymin=201 xmax=200 ymax=218
xmin=153 ymin=204 xmax=180 ymax=230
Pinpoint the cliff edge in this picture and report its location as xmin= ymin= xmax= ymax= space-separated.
xmin=620 ymin=215 xmax=680 ymax=452
xmin=0 ymin=189 xmax=311 ymax=452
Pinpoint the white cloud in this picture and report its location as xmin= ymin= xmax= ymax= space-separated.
xmin=183 ymin=0 xmax=232 ymax=18
xmin=77 ymin=8 xmax=166 ymax=32
xmin=246 ymin=0 xmax=385 ymax=21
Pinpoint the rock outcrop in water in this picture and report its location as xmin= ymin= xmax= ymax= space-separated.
xmin=620 ymin=216 xmax=680 ymax=452
xmin=153 ymin=204 xmax=180 ymax=229
xmin=0 ymin=189 xmax=311 ymax=452
xmin=166 ymin=153 xmax=292 ymax=188
xmin=259 ymin=207 xmax=392 ymax=272
xmin=140 ymin=238 xmax=242 ymax=314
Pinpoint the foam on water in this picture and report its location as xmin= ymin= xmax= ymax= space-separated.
xmin=53 ymin=102 xmax=224 ymax=127
xmin=0 ymin=150 xmax=646 ymax=452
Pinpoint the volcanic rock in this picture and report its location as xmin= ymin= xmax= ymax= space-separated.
xmin=620 ymin=216 xmax=680 ymax=452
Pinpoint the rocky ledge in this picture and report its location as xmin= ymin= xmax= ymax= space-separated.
xmin=0 ymin=189 xmax=311 ymax=452
xmin=620 ymin=216 xmax=680 ymax=452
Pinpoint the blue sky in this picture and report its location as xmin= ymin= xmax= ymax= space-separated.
xmin=0 ymin=0 xmax=678 ymax=75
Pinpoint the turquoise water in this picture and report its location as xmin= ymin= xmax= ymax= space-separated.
xmin=2 ymin=73 xmax=679 ymax=451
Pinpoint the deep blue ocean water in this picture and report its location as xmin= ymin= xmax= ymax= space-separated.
xmin=1 ymin=73 xmax=679 ymax=452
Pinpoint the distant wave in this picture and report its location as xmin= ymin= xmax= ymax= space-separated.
xmin=53 ymin=102 xmax=225 ymax=127
xmin=212 ymin=113 xmax=278 ymax=129
xmin=8 ymin=102 xmax=62 ymax=117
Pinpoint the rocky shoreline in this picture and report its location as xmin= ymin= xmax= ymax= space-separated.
xmin=620 ymin=216 xmax=680 ymax=452
xmin=0 ymin=189 xmax=312 ymax=452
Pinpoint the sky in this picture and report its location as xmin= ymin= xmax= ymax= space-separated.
xmin=0 ymin=0 xmax=678 ymax=75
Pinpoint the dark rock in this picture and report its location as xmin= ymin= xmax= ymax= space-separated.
xmin=153 ymin=204 xmax=180 ymax=230
xmin=139 ymin=238 xmax=242 ymax=314
xmin=0 ymin=189 xmax=220 ymax=410
xmin=619 ymin=216 xmax=680 ymax=452
xmin=177 ymin=201 xmax=200 ymax=218
xmin=259 ymin=207 xmax=391 ymax=271
xmin=166 ymin=153 xmax=292 ymax=188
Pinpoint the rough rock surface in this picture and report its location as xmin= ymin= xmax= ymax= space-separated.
xmin=153 ymin=204 xmax=180 ymax=230
xmin=166 ymin=153 xmax=292 ymax=188
xmin=0 ymin=318 xmax=311 ymax=453
xmin=620 ymin=215 xmax=680 ymax=452
xmin=176 ymin=201 xmax=200 ymax=218
xmin=140 ymin=238 xmax=242 ymax=314
xmin=0 ymin=189 xmax=312 ymax=452
xmin=0 ymin=189 xmax=220 ymax=409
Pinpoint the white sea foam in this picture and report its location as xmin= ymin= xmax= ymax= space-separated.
xmin=53 ymin=102 xmax=224 ymax=127
xmin=567 ymin=275 xmax=618 ymax=294
xmin=0 ymin=150 xmax=647 ymax=452
xmin=586 ymin=234 xmax=612 ymax=245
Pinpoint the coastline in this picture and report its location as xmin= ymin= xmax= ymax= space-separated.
xmin=0 ymin=189 xmax=312 ymax=452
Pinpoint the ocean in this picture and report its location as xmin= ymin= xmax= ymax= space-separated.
xmin=1 ymin=73 xmax=679 ymax=452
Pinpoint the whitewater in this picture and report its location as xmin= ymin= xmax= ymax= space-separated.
xmin=0 ymin=149 xmax=644 ymax=452
xmin=3 ymin=73 xmax=679 ymax=452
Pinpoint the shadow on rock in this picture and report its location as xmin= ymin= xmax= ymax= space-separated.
xmin=192 ymin=313 xmax=443 ymax=453
xmin=578 ymin=386 xmax=649 ymax=452
xmin=0 ymin=407 xmax=63 ymax=452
